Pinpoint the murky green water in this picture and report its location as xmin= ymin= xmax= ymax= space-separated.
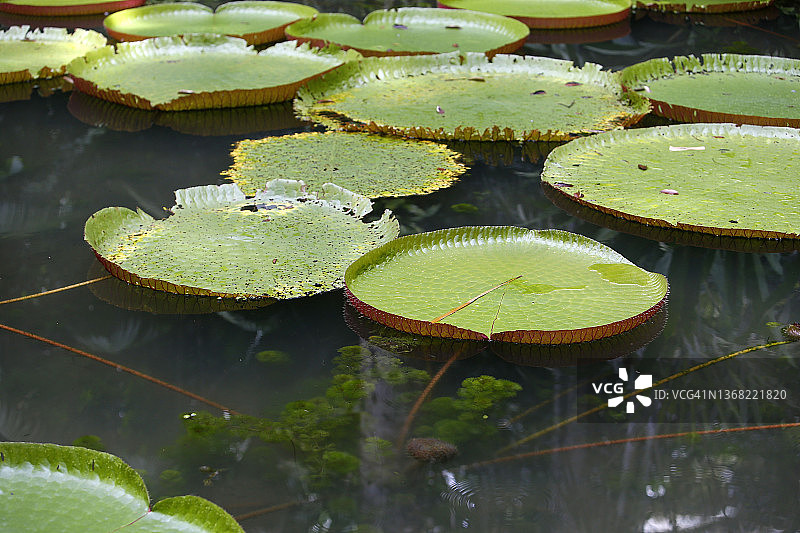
xmin=3 ymin=3 xmax=800 ymax=531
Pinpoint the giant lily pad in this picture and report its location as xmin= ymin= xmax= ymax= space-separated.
xmin=285 ymin=7 xmax=529 ymax=57
xmin=620 ymin=54 xmax=800 ymax=127
xmin=540 ymin=123 xmax=800 ymax=250
xmin=224 ymin=131 xmax=467 ymax=197
xmin=633 ymin=0 xmax=773 ymax=13
xmin=437 ymin=0 xmax=632 ymax=28
xmin=104 ymin=1 xmax=318 ymax=45
xmin=67 ymin=35 xmax=354 ymax=111
xmin=344 ymin=226 xmax=668 ymax=344
xmin=0 ymin=442 xmax=244 ymax=532
xmin=0 ymin=0 xmax=142 ymax=16
xmin=0 ymin=26 xmax=106 ymax=84
xmin=85 ymin=180 xmax=398 ymax=299
xmin=295 ymin=52 xmax=649 ymax=142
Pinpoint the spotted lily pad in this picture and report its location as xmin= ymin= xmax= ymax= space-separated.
xmin=85 ymin=180 xmax=399 ymax=299
xmin=620 ymin=54 xmax=800 ymax=127
xmin=104 ymin=1 xmax=318 ymax=45
xmin=437 ymin=0 xmax=632 ymax=28
xmin=295 ymin=52 xmax=649 ymax=142
xmin=0 ymin=0 xmax=142 ymax=15
xmin=633 ymin=0 xmax=773 ymax=13
xmin=67 ymin=35 xmax=354 ymax=111
xmin=285 ymin=7 xmax=529 ymax=56
xmin=0 ymin=26 xmax=106 ymax=84
xmin=0 ymin=442 xmax=244 ymax=532
xmin=224 ymin=131 xmax=467 ymax=197
xmin=344 ymin=226 xmax=668 ymax=344
xmin=541 ymin=123 xmax=800 ymax=250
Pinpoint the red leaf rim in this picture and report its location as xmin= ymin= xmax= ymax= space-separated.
xmin=285 ymin=34 xmax=526 ymax=59
xmin=490 ymin=293 xmax=668 ymax=344
xmin=344 ymin=287 xmax=488 ymax=341
xmin=634 ymin=0 xmax=773 ymax=13
xmin=0 ymin=0 xmax=142 ymax=16
xmin=525 ymin=19 xmax=630 ymax=45
xmin=437 ymin=2 xmax=631 ymax=29
xmin=638 ymin=96 xmax=800 ymax=128
xmin=107 ymin=24 xmax=289 ymax=45
xmin=542 ymin=180 xmax=800 ymax=252
xmin=491 ymin=304 xmax=667 ymax=367
xmin=92 ymin=250 xmax=270 ymax=299
xmin=541 ymin=180 xmax=800 ymax=244
xmin=69 ymin=62 xmax=342 ymax=111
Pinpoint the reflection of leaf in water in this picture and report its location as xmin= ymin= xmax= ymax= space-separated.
xmin=0 ymin=400 xmax=41 ymax=442
xmin=74 ymin=318 xmax=158 ymax=354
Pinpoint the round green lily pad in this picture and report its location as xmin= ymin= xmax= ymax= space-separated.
xmin=620 ymin=54 xmax=800 ymax=127
xmin=85 ymin=180 xmax=398 ymax=299
xmin=295 ymin=52 xmax=649 ymax=142
xmin=67 ymin=35 xmax=354 ymax=111
xmin=224 ymin=131 xmax=467 ymax=197
xmin=0 ymin=26 xmax=106 ymax=84
xmin=344 ymin=226 xmax=668 ymax=344
xmin=0 ymin=442 xmax=244 ymax=533
xmin=103 ymin=1 xmax=318 ymax=45
xmin=0 ymin=0 xmax=142 ymax=16
xmin=633 ymin=0 xmax=773 ymax=13
xmin=437 ymin=0 xmax=632 ymax=28
xmin=285 ymin=7 xmax=529 ymax=57
xmin=540 ymin=123 xmax=800 ymax=249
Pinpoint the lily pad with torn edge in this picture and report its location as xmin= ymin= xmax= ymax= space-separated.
xmin=284 ymin=7 xmax=529 ymax=57
xmin=84 ymin=180 xmax=399 ymax=299
xmin=103 ymin=1 xmax=318 ymax=45
xmin=224 ymin=131 xmax=467 ymax=197
xmin=295 ymin=52 xmax=649 ymax=142
xmin=437 ymin=0 xmax=632 ymax=29
xmin=0 ymin=26 xmax=106 ymax=84
xmin=0 ymin=442 xmax=244 ymax=533
xmin=620 ymin=53 xmax=800 ymax=127
xmin=67 ymin=35 xmax=356 ymax=111
xmin=540 ymin=123 xmax=800 ymax=251
xmin=344 ymin=226 xmax=668 ymax=344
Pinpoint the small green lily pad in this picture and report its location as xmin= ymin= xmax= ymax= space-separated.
xmin=68 ymin=35 xmax=355 ymax=111
xmin=0 ymin=442 xmax=244 ymax=532
xmin=295 ymin=52 xmax=649 ymax=142
xmin=85 ymin=180 xmax=399 ymax=299
xmin=621 ymin=54 xmax=800 ymax=127
xmin=541 ymin=123 xmax=800 ymax=249
xmin=224 ymin=131 xmax=467 ymax=197
xmin=345 ymin=226 xmax=668 ymax=343
xmin=0 ymin=0 xmax=142 ymax=16
xmin=104 ymin=1 xmax=318 ymax=45
xmin=436 ymin=0 xmax=632 ymax=28
xmin=633 ymin=0 xmax=773 ymax=13
xmin=285 ymin=7 xmax=529 ymax=56
xmin=0 ymin=26 xmax=106 ymax=84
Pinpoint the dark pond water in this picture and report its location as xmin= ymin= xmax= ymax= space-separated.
xmin=3 ymin=2 xmax=800 ymax=531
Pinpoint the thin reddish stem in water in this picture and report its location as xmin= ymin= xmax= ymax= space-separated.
xmin=0 ymin=276 xmax=111 ymax=306
xmin=397 ymin=348 xmax=463 ymax=447
xmin=721 ymin=16 xmax=800 ymax=44
xmin=234 ymin=501 xmax=300 ymax=521
xmin=468 ymin=422 xmax=800 ymax=469
xmin=0 ymin=322 xmax=238 ymax=415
